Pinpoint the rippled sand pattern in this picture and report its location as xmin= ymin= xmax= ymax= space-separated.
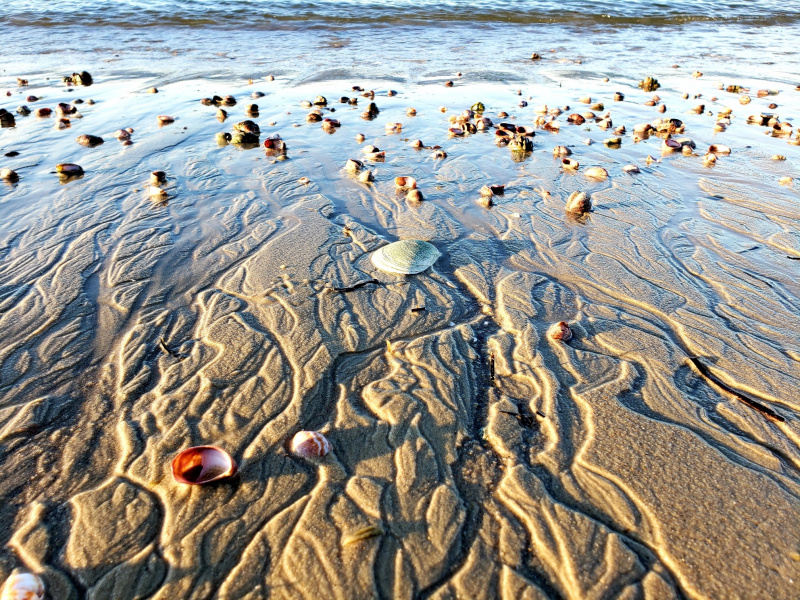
xmin=1 ymin=59 xmax=799 ymax=600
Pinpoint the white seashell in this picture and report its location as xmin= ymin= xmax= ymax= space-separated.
xmin=1 ymin=570 xmax=45 ymax=600
xmin=371 ymin=240 xmax=440 ymax=275
xmin=394 ymin=176 xmax=417 ymax=189
xmin=291 ymin=431 xmax=331 ymax=458
xmin=585 ymin=167 xmax=608 ymax=180
xmin=565 ymin=191 xmax=591 ymax=214
xmin=622 ymin=164 xmax=640 ymax=173
xmin=358 ymin=170 xmax=374 ymax=183
xmin=708 ymin=144 xmax=731 ymax=155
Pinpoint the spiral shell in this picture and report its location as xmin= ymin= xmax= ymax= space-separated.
xmin=291 ymin=431 xmax=331 ymax=458
xmin=548 ymin=321 xmax=573 ymax=341
xmin=1 ymin=570 xmax=44 ymax=600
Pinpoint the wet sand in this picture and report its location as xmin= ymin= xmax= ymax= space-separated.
xmin=1 ymin=29 xmax=800 ymax=599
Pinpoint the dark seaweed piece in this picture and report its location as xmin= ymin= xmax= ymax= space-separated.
xmin=688 ymin=357 xmax=784 ymax=422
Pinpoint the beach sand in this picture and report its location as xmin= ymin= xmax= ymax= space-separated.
xmin=1 ymin=28 xmax=800 ymax=599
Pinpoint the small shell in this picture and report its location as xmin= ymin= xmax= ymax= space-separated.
xmin=385 ymin=122 xmax=402 ymax=132
xmin=362 ymin=145 xmax=381 ymax=154
xmin=565 ymin=191 xmax=591 ymax=214
xmin=548 ymin=321 xmax=573 ymax=341
xmin=567 ymin=113 xmax=585 ymax=125
xmin=299 ymin=177 xmax=310 ymax=185
xmin=76 ymin=134 xmax=104 ymax=147
xmin=702 ymin=153 xmax=717 ymax=165
xmin=708 ymin=144 xmax=731 ymax=156
xmin=146 ymin=87 xmax=158 ymax=94
xmin=291 ymin=431 xmax=331 ymax=458
xmin=149 ymin=185 xmax=167 ymax=199
xmin=406 ymin=189 xmax=424 ymax=202
xmin=56 ymin=163 xmax=83 ymax=175
xmin=480 ymin=184 xmax=504 ymax=197
xmin=604 ymin=137 xmax=621 ymax=148
xmin=172 ymin=446 xmax=237 ymax=484
xmin=395 ymin=176 xmax=417 ymax=189
xmin=406 ymin=108 xmax=417 ymax=116
xmin=355 ymin=133 xmax=366 ymax=142
xmin=33 ymin=108 xmax=51 ymax=117
xmin=371 ymin=240 xmax=440 ymax=274
xmin=1 ymin=570 xmax=45 ymax=600
xmin=410 ymin=139 xmax=424 ymax=148
xmin=150 ymin=171 xmax=167 ymax=186
xmin=358 ymin=170 xmax=374 ymax=183
xmin=579 ymin=96 xmax=591 ymax=104
xmin=622 ymin=164 xmax=640 ymax=173
xmin=772 ymin=155 xmax=786 ymax=161
xmin=562 ymin=158 xmax=579 ymax=170
xmin=1 ymin=168 xmax=19 ymax=182
xmin=584 ymin=167 xmax=608 ymax=180
xmin=114 ymin=129 xmax=131 ymax=140
xmin=157 ymin=115 xmax=174 ymax=125
xmin=431 ymin=149 xmax=447 ymax=159
xmin=553 ymin=145 xmax=571 ymax=156
xmin=345 ymin=159 xmax=363 ymax=172
xmin=662 ymin=138 xmax=681 ymax=152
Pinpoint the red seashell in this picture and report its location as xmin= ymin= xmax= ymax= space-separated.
xmin=291 ymin=431 xmax=331 ymax=458
xmin=548 ymin=321 xmax=573 ymax=341
xmin=171 ymin=446 xmax=237 ymax=485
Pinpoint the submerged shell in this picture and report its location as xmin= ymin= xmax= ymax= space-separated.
xmin=1 ymin=570 xmax=44 ymax=600
xmin=171 ymin=446 xmax=237 ymax=485
xmin=291 ymin=431 xmax=331 ymax=458
xmin=549 ymin=321 xmax=573 ymax=341
xmin=371 ymin=240 xmax=441 ymax=275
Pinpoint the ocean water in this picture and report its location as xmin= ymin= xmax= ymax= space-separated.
xmin=3 ymin=0 xmax=800 ymax=28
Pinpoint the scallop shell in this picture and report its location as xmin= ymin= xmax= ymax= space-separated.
xmin=171 ymin=446 xmax=237 ymax=485
xmin=371 ymin=240 xmax=441 ymax=275
xmin=1 ymin=570 xmax=44 ymax=600
xmin=548 ymin=321 xmax=573 ymax=341
xmin=291 ymin=431 xmax=331 ymax=458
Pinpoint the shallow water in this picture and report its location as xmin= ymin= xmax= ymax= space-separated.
xmin=1 ymin=15 xmax=800 ymax=600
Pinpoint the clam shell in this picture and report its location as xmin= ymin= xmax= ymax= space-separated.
xmin=56 ymin=163 xmax=83 ymax=175
xmin=406 ymin=189 xmax=424 ymax=202
xmin=358 ymin=170 xmax=374 ymax=183
xmin=371 ymin=240 xmax=441 ymax=275
xmin=157 ymin=115 xmax=174 ymax=125
xmin=291 ymin=431 xmax=331 ymax=458
xmin=76 ymin=134 xmax=104 ymax=147
xmin=345 ymin=159 xmax=363 ymax=172
xmin=395 ymin=176 xmax=417 ymax=189
xmin=662 ymin=138 xmax=681 ymax=151
xmin=708 ymin=144 xmax=731 ymax=155
xmin=411 ymin=139 xmax=424 ymax=148
xmin=622 ymin=164 xmax=640 ymax=173
xmin=1 ymin=570 xmax=44 ymax=600
xmin=171 ymin=446 xmax=237 ymax=485
xmin=363 ymin=145 xmax=380 ymax=154
xmin=584 ymin=167 xmax=608 ymax=180
xmin=548 ymin=321 xmax=573 ymax=341
xmin=565 ymin=191 xmax=591 ymax=214
xmin=562 ymin=158 xmax=579 ymax=170
xmin=553 ymin=145 xmax=571 ymax=156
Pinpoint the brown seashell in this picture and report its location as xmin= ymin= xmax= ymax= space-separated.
xmin=157 ymin=115 xmax=174 ymax=125
xmin=216 ymin=108 xmax=228 ymax=120
xmin=358 ymin=170 xmax=374 ymax=183
xmin=26 ymin=95 xmax=38 ymax=102
xmin=739 ymin=95 xmax=751 ymax=105
xmin=431 ymin=149 xmax=447 ymax=159
xmin=579 ymin=96 xmax=591 ymax=104
xmin=692 ymin=71 xmax=703 ymax=78
xmin=410 ymin=139 xmax=424 ymax=148
xmin=76 ymin=134 xmax=104 ymax=147
xmin=584 ymin=166 xmax=608 ymax=180
xmin=298 ymin=177 xmax=310 ymax=185
xmin=387 ymin=90 xmax=397 ymax=97
xmin=553 ymin=145 xmax=571 ymax=156
xmin=395 ymin=176 xmax=417 ymax=189
xmin=445 ymin=80 xmax=454 ymax=87
xmin=622 ymin=164 xmax=640 ymax=173
xmin=34 ymin=107 xmax=51 ymax=117
xmin=702 ymin=153 xmax=717 ymax=165
xmin=355 ymin=133 xmax=366 ymax=142
xmin=222 ymin=95 xmax=236 ymax=106
xmin=406 ymin=189 xmax=424 ymax=202
xmin=406 ymin=108 xmax=417 ymax=116
xmin=657 ymin=104 xmax=667 ymax=113
xmin=150 ymin=171 xmax=167 ymax=186
xmin=567 ymin=113 xmax=585 ymax=125
xmin=172 ymin=446 xmax=237 ymax=484
xmin=708 ymin=144 xmax=731 ymax=155
xmin=385 ymin=122 xmax=402 ymax=132
xmin=772 ymin=155 xmax=786 ymax=161
xmin=548 ymin=321 xmax=573 ymax=341
xmin=614 ymin=92 xmax=624 ymax=101
xmin=531 ymin=53 xmax=541 ymax=60
xmin=291 ymin=431 xmax=331 ymax=458
xmin=362 ymin=145 xmax=380 ymax=154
